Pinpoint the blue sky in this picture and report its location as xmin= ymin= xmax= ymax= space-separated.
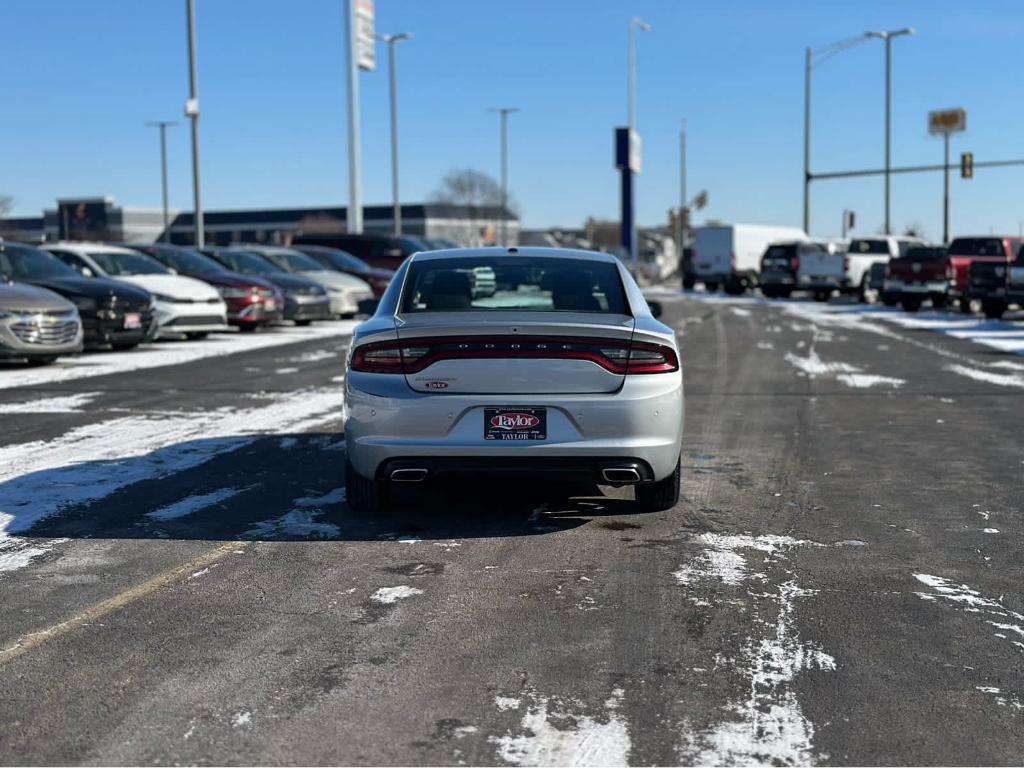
xmin=2 ymin=0 xmax=1023 ymax=239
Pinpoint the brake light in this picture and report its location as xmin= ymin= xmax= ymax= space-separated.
xmin=349 ymin=336 xmax=679 ymax=375
xmin=843 ymin=256 xmax=850 ymax=273
xmin=790 ymin=256 xmax=800 ymax=271
xmin=731 ymin=252 xmax=737 ymax=270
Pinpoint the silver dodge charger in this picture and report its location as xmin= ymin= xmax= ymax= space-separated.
xmin=343 ymin=247 xmax=684 ymax=513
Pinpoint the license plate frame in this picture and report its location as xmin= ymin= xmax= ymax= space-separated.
xmin=484 ymin=406 xmax=547 ymax=441
xmin=123 ymin=312 xmax=142 ymax=330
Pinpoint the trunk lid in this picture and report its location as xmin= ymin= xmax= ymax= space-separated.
xmin=394 ymin=311 xmax=636 ymax=394
xmin=888 ymin=255 xmax=948 ymax=282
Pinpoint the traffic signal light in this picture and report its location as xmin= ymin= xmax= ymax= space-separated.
xmin=960 ymin=152 xmax=974 ymax=179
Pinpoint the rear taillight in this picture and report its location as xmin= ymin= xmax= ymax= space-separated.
xmin=843 ymin=256 xmax=850 ymax=273
xmin=790 ymin=256 xmax=800 ymax=271
xmin=349 ymin=336 xmax=679 ymax=375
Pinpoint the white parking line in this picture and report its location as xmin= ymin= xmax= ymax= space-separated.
xmin=0 ymin=321 xmax=357 ymax=391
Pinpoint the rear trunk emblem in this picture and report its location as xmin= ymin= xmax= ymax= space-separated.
xmin=424 ymin=381 xmax=448 ymax=389
xmin=490 ymin=412 xmax=540 ymax=430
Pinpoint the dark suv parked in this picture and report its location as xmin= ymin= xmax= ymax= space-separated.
xmin=0 ymin=242 xmax=155 ymax=350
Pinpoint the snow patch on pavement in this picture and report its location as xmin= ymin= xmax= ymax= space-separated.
xmin=729 ymin=307 xmax=752 ymax=317
xmin=0 ymin=322 xmax=357 ymax=391
xmin=243 ymin=487 xmax=345 ymax=539
xmin=945 ymin=363 xmax=1024 ymax=389
xmin=147 ymin=486 xmax=251 ymax=521
xmin=672 ymin=533 xmax=821 ymax=587
xmin=913 ymin=573 xmax=1024 ymax=653
xmin=835 ymin=373 xmax=906 ymax=388
xmin=0 ymin=392 xmax=99 ymax=413
xmin=370 ymin=585 xmax=423 ymax=604
xmin=490 ymin=688 xmax=630 ymax=767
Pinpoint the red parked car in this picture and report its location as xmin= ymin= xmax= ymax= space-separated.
xmin=126 ymin=243 xmax=283 ymax=331
xmin=946 ymin=236 xmax=1024 ymax=313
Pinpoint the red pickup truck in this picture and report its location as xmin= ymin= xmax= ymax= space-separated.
xmin=947 ymin=236 xmax=1024 ymax=313
xmin=885 ymin=245 xmax=951 ymax=311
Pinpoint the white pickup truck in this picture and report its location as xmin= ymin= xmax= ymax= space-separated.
xmin=693 ymin=223 xmax=808 ymax=294
xmin=796 ymin=240 xmax=849 ymax=301
xmin=846 ymin=236 xmax=926 ymax=300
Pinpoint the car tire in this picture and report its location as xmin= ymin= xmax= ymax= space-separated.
xmin=779 ymin=288 xmax=793 ymax=299
xmin=960 ymin=298 xmax=975 ymax=315
xmin=185 ymin=332 xmax=208 ymax=340
xmin=294 ymin=319 xmax=313 ymax=327
xmin=346 ymin=457 xmax=388 ymax=514
xmin=704 ymin=281 xmax=719 ymax=292
xmin=932 ymin=295 xmax=948 ymax=309
xmin=635 ymin=457 xmax=680 ymax=512
xmin=682 ymin=275 xmax=696 ymax=290
xmin=858 ymin=276 xmax=872 ymax=303
xmin=881 ymin=295 xmax=899 ymax=307
xmin=813 ymin=290 xmax=829 ymax=303
xmin=982 ymin=300 xmax=1007 ymax=320
xmin=901 ymin=297 xmax=922 ymax=312
xmin=761 ymin=287 xmax=778 ymax=299
xmin=26 ymin=356 xmax=58 ymax=366
xmin=724 ymin=279 xmax=745 ymax=296
xmin=111 ymin=342 xmax=139 ymax=351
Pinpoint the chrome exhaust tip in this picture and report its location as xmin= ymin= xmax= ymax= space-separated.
xmin=390 ymin=468 xmax=428 ymax=482
xmin=602 ymin=467 xmax=641 ymax=484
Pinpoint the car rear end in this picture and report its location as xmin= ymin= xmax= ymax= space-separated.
xmin=885 ymin=246 xmax=951 ymax=310
xmin=759 ymin=242 xmax=800 ymax=298
xmin=797 ymin=243 xmax=847 ymax=300
xmin=947 ymin=237 xmax=1019 ymax=305
xmin=692 ymin=226 xmax=733 ymax=290
xmin=344 ymin=249 xmax=684 ymax=512
xmin=1007 ymin=249 xmax=1024 ymax=311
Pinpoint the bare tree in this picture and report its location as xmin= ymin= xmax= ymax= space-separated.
xmin=431 ymin=168 xmax=518 ymax=214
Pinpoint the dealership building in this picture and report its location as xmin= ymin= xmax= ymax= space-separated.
xmin=1 ymin=197 xmax=519 ymax=247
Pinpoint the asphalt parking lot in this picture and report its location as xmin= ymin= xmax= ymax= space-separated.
xmin=1 ymin=295 xmax=1022 ymax=766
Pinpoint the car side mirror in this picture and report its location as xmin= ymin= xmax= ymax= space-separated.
xmin=167 ymin=267 xmax=178 ymax=275
xmin=81 ymin=266 xmax=94 ymax=277
xmin=647 ymin=300 xmax=663 ymax=319
xmin=357 ymin=297 xmax=380 ymax=316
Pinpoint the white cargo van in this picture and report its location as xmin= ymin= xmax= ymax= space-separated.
xmin=693 ymin=223 xmax=808 ymax=294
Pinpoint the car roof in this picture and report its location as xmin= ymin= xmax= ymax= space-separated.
xmin=46 ymin=241 xmax=142 ymax=256
xmin=409 ymin=246 xmax=620 ymax=264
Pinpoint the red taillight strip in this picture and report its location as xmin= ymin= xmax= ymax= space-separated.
xmin=350 ymin=335 xmax=679 ymax=375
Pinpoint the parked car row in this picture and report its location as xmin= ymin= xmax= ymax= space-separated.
xmin=0 ymin=239 xmax=403 ymax=365
xmin=684 ymin=224 xmax=1024 ymax=319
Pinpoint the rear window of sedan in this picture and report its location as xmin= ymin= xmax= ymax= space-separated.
xmin=400 ymin=257 xmax=629 ymax=314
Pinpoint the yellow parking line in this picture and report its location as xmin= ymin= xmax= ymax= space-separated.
xmin=0 ymin=541 xmax=247 ymax=666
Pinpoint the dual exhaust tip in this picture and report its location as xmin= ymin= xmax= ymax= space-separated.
xmin=390 ymin=466 xmax=641 ymax=484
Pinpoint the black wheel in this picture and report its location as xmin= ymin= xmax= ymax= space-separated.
xmin=294 ymin=319 xmax=313 ymax=327
xmin=704 ymin=281 xmax=719 ymax=292
xmin=635 ymin=458 xmax=680 ymax=512
xmin=982 ymin=300 xmax=1007 ymax=320
xmin=960 ymin=298 xmax=975 ymax=315
xmin=345 ymin=457 xmax=388 ymax=514
xmin=111 ymin=342 xmax=139 ymax=351
xmin=724 ymin=279 xmax=745 ymax=296
xmin=858 ymin=276 xmax=872 ymax=303
xmin=238 ymin=324 xmax=258 ymax=333
xmin=882 ymin=295 xmax=899 ymax=307
xmin=682 ymin=275 xmax=696 ymax=290
xmin=813 ymin=290 xmax=829 ymax=303
xmin=901 ymin=297 xmax=922 ymax=312
xmin=185 ymin=332 xmax=208 ymax=340
xmin=779 ymin=287 xmax=793 ymax=299
xmin=932 ymin=294 xmax=948 ymax=309
xmin=25 ymin=356 xmax=58 ymax=366
xmin=762 ymin=287 xmax=778 ymax=299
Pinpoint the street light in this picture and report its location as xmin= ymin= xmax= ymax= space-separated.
xmin=488 ymin=107 xmax=520 ymax=246
xmin=184 ymin=0 xmax=203 ymax=247
xmin=865 ymin=27 xmax=915 ymax=235
xmin=802 ymin=34 xmax=872 ymax=234
xmin=627 ymin=16 xmax=651 ymax=133
xmin=145 ymin=121 xmax=177 ymax=242
xmin=375 ymin=33 xmax=412 ymax=237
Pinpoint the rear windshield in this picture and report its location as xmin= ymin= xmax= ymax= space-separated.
xmin=904 ymin=247 xmax=947 ymax=261
xmin=400 ymin=257 xmax=629 ymax=314
xmin=849 ymin=239 xmax=890 ymax=255
xmin=210 ymin=249 xmax=285 ymax=275
xmin=144 ymin=246 xmax=223 ymax=275
xmin=763 ymin=244 xmax=796 ymax=261
xmin=949 ymin=238 xmax=1004 ymax=256
xmin=263 ymin=250 xmax=328 ymax=272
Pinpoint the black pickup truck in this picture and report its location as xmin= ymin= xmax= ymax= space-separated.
xmin=968 ymin=244 xmax=1024 ymax=318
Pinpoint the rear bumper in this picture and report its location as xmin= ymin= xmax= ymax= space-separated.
xmin=377 ymin=456 xmax=655 ymax=485
xmin=759 ymin=270 xmax=795 ymax=287
xmin=884 ymin=279 xmax=949 ymax=296
xmin=285 ymin=294 xmax=332 ymax=322
xmin=798 ymin=275 xmax=847 ymax=290
xmin=344 ymin=372 xmax=684 ymax=483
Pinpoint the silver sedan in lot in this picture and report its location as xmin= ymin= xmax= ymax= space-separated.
xmin=0 ymin=280 xmax=83 ymax=365
xmin=343 ymin=247 xmax=684 ymax=513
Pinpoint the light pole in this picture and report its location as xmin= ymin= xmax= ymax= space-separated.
xmin=184 ymin=0 xmax=204 ymax=247
xmin=146 ymin=121 xmax=177 ymax=242
xmin=344 ymin=0 xmax=363 ymax=234
xmin=488 ymin=107 xmax=519 ymax=246
xmin=627 ymin=17 xmax=651 ymax=133
xmin=677 ymin=119 xmax=686 ymax=258
xmin=802 ymin=34 xmax=872 ymax=234
xmin=376 ymin=33 xmax=412 ymax=237
xmin=866 ymin=28 xmax=914 ymax=235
